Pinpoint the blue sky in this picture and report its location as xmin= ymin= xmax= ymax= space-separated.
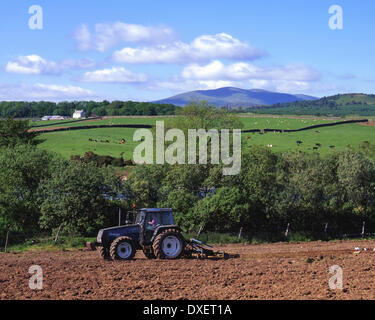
xmin=0 ymin=0 xmax=374 ymax=101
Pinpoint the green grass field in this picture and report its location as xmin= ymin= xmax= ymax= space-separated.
xmin=239 ymin=116 xmax=336 ymax=130
xmin=35 ymin=116 xmax=375 ymax=159
xmin=37 ymin=127 xmax=138 ymax=159
xmin=244 ymin=123 xmax=374 ymax=155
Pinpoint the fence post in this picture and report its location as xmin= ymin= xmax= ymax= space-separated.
xmin=238 ymin=227 xmax=243 ymax=240
xmin=285 ymin=223 xmax=290 ymax=238
xmin=324 ymin=223 xmax=328 ymax=239
xmin=4 ymin=230 xmax=9 ymax=253
xmin=362 ymin=221 xmax=366 ymax=238
xmin=197 ymin=225 xmax=204 ymax=237
xmin=54 ymin=224 xmax=63 ymax=245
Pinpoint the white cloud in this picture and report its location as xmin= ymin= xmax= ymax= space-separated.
xmin=5 ymin=55 xmax=96 ymax=75
xmin=74 ymin=24 xmax=92 ymax=51
xmin=149 ymin=61 xmax=323 ymax=94
xmin=5 ymin=55 xmax=60 ymax=75
xmin=80 ymin=66 xmax=147 ymax=83
xmin=60 ymin=58 xmax=96 ymax=69
xmin=191 ymin=33 xmax=262 ymax=61
xmin=112 ymin=42 xmax=189 ymax=64
xmin=112 ymin=33 xmax=264 ymax=64
xmin=0 ymin=83 xmax=96 ymax=101
xmin=152 ymin=77 xmax=327 ymax=96
xmin=74 ymin=22 xmax=176 ymax=52
xmin=154 ymin=79 xmax=237 ymax=92
xmin=247 ymin=79 xmax=311 ymax=93
xmin=182 ymin=60 xmax=321 ymax=82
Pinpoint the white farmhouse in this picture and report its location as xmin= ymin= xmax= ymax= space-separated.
xmin=73 ymin=110 xmax=85 ymax=119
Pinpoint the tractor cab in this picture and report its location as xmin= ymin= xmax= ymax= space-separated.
xmin=135 ymin=208 xmax=174 ymax=227
xmin=136 ymin=208 xmax=175 ymax=244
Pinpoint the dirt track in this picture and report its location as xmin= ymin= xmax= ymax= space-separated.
xmin=1 ymin=240 xmax=375 ymax=300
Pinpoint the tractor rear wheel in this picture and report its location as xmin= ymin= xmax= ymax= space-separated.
xmin=110 ymin=237 xmax=136 ymax=261
xmin=153 ymin=229 xmax=185 ymax=260
xmin=99 ymin=246 xmax=110 ymax=260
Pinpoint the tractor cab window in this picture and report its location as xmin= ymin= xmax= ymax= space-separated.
xmin=144 ymin=211 xmax=174 ymax=230
xmin=159 ymin=211 xmax=174 ymax=225
xmin=146 ymin=213 xmax=159 ymax=230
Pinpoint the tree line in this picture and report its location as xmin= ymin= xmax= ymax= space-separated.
xmin=0 ymin=100 xmax=178 ymax=118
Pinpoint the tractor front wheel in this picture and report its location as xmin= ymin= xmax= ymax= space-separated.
xmin=110 ymin=237 xmax=136 ymax=260
xmin=153 ymin=229 xmax=185 ymax=260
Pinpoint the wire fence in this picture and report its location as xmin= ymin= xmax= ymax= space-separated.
xmin=192 ymin=220 xmax=375 ymax=243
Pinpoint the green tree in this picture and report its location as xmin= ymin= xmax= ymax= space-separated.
xmin=191 ymin=187 xmax=248 ymax=231
xmin=237 ymin=146 xmax=281 ymax=229
xmin=0 ymin=145 xmax=55 ymax=238
xmin=157 ymin=189 xmax=198 ymax=228
xmin=164 ymin=100 xmax=243 ymax=132
xmin=127 ymin=164 xmax=169 ymax=208
xmin=38 ymin=161 xmax=121 ymax=236
xmin=0 ymin=118 xmax=39 ymax=147
xmin=336 ymin=151 xmax=375 ymax=215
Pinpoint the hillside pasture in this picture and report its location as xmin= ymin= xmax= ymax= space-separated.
xmin=34 ymin=116 xmax=375 ymax=159
xmin=37 ymin=127 xmax=138 ymax=159
xmin=244 ymin=122 xmax=374 ymax=155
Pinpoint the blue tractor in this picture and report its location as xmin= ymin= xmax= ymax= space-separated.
xmin=95 ymin=208 xmax=186 ymax=260
xmin=91 ymin=208 xmax=234 ymax=260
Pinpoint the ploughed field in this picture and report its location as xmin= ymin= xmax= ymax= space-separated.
xmin=1 ymin=239 xmax=375 ymax=300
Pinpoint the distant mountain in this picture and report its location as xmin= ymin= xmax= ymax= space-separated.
xmin=153 ymin=87 xmax=318 ymax=107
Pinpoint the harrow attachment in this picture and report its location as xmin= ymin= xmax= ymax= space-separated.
xmin=184 ymin=238 xmax=239 ymax=259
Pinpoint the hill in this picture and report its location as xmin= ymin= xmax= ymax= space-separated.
xmin=251 ymin=93 xmax=375 ymax=117
xmin=153 ymin=87 xmax=317 ymax=107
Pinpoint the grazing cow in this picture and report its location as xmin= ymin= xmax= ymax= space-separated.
xmin=89 ymin=138 xmax=93 ymax=141
xmin=297 ymin=140 xmax=303 ymax=145
xmin=316 ymin=130 xmax=320 ymax=133
xmin=121 ymin=139 xmax=126 ymax=144
xmin=315 ymin=143 xmax=321 ymax=147
xmin=329 ymin=145 xmax=335 ymax=149
xmin=313 ymin=147 xmax=318 ymax=150
xmin=247 ymin=135 xmax=251 ymax=140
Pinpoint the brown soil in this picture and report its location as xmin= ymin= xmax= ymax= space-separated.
xmin=1 ymin=240 xmax=375 ymax=300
